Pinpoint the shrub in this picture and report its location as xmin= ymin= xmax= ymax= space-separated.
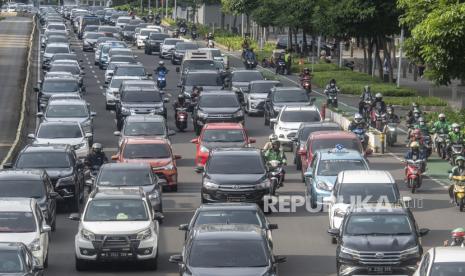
xmin=385 ymin=96 xmax=447 ymax=106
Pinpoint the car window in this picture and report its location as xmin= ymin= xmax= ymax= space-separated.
xmin=0 ymin=180 xmax=46 ymax=199
xmin=42 ymin=80 xmax=79 ymax=93
xmin=0 ymin=250 xmax=24 ymax=273
xmin=250 ymin=82 xmax=278 ymax=93
xmin=16 ymin=152 xmax=71 ymax=168
xmin=121 ymin=91 xmax=161 ymax=102
xmin=182 ymin=60 xmax=216 ymax=72
xmin=273 ymin=90 xmax=308 ymax=103
xmin=232 ymin=71 xmax=263 ymax=82
xmin=45 ymin=46 xmax=70 ymax=54
xmin=98 ymin=168 xmax=153 ymax=186
xmin=115 ymin=66 xmax=145 ymax=76
xmin=37 ymin=124 xmax=83 ymax=139
xmin=337 ymin=183 xmax=398 ymax=204
xmin=0 ymin=212 xmax=37 ymax=233
xmin=345 ymin=214 xmax=412 ymax=235
xmin=207 ymin=154 xmax=265 ymax=175
xmin=312 ymin=139 xmax=361 ymax=153
xmin=84 ymin=199 xmax=148 ymax=221
xmin=46 ymin=104 xmax=88 ymax=118
xmin=202 ymin=129 xmax=245 ymax=143
xmin=199 ymin=95 xmax=239 ymax=108
xmin=280 ymin=110 xmax=321 ymax=123
xmin=122 ymin=143 xmax=171 ymax=159
xmin=185 ymin=73 xmax=222 ymax=86
xmin=317 ymin=159 xmax=366 ymax=176
xmin=123 ymin=121 xmax=165 ymax=136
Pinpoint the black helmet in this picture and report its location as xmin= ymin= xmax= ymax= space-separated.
xmin=304 ymin=67 xmax=310 ymax=73
xmin=92 ymin=143 xmax=102 ymax=153
xmin=330 ymin=78 xmax=336 ymax=87
xmin=178 ymin=94 xmax=185 ymax=101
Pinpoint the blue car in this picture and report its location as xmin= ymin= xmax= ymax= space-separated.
xmin=304 ymin=148 xmax=370 ymax=209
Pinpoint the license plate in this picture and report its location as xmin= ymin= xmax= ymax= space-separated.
xmin=368 ymin=266 xmax=392 ymax=273
xmin=227 ymin=196 xmax=244 ymax=202
xmin=101 ymin=252 xmax=132 ymax=258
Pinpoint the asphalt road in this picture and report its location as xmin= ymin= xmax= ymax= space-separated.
xmin=35 ymin=28 xmax=465 ymax=276
xmin=0 ymin=16 xmax=32 ymax=161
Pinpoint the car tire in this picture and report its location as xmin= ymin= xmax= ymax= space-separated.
xmin=75 ymin=256 xmax=89 ymax=271
xmin=105 ymin=104 xmax=111 ymax=110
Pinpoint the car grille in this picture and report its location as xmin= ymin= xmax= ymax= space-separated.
xmin=93 ymin=234 xmax=140 ymax=250
xmin=357 ymin=251 xmax=402 ymax=265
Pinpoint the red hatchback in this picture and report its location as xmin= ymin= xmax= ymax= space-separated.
xmin=191 ymin=123 xmax=255 ymax=166
xmin=298 ymin=131 xmax=364 ymax=179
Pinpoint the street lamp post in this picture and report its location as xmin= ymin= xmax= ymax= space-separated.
xmin=397 ymin=28 xmax=404 ymax=88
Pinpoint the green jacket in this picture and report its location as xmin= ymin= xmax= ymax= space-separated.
xmin=264 ymin=149 xmax=287 ymax=164
xmin=432 ymin=121 xmax=450 ymax=134
xmin=448 ymin=131 xmax=464 ymax=143
xmin=414 ymin=124 xmax=430 ymax=135
xmin=449 ymin=166 xmax=465 ymax=179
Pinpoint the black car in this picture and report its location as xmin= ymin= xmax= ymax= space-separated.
xmin=171 ymin=42 xmax=199 ymax=65
xmin=292 ymin=122 xmax=342 ymax=169
xmin=9 ymin=144 xmax=85 ymax=212
xmin=0 ymin=170 xmax=58 ymax=231
xmin=230 ymin=69 xmax=264 ymax=104
xmin=115 ymin=88 xmax=169 ymax=130
xmin=0 ymin=242 xmax=44 ymax=275
xmin=192 ymin=92 xmax=244 ymax=135
xmin=169 ymin=224 xmax=286 ymax=275
xmin=121 ymin=24 xmax=137 ymax=41
xmin=145 ymin=33 xmax=170 ymax=55
xmin=328 ymin=207 xmax=429 ymax=276
xmin=196 ymin=148 xmax=271 ymax=205
xmin=264 ymin=87 xmax=310 ymax=126
xmin=178 ymin=203 xmax=278 ymax=240
xmin=181 ymin=70 xmax=224 ymax=100
xmin=36 ymin=77 xmax=84 ymax=110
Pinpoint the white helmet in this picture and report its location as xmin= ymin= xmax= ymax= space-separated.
xmin=375 ymin=93 xmax=383 ymax=99
xmin=159 ymin=61 xmax=164 ymax=66
xmin=269 ymin=134 xmax=278 ymax=142
xmin=354 ymin=113 xmax=363 ymax=123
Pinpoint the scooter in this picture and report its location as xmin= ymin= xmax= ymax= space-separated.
xmin=301 ymin=76 xmax=312 ymax=94
xmin=244 ymin=58 xmax=257 ymax=69
xmin=372 ymin=109 xmax=387 ymax=131
xmin=362 ymin=100 xmax=372 ymax=122
xmin=154 ymin=17 xmax=161 ymax=25
xmin=422 ymin=133 xmax=433 ymax=158
xmin=191 ymin=31 xmax=198 ymax=40
xmin=175 ymin=107 xmax=188 ymax=132
xmin=276 ymin=60 xmax=286 ymax=75
xmin=449 ymin=143 xmax=465 ymax=166
xmin=157 ymin=71 xmax=167 ymax=90
xmin=435 ymin=133 xmax=449 ymax=159
xmin=179 ymin=26 xmax=187 ymax=35
xmin=405 ymin=159 xmax=425 ymax=193
xmin=268 ymin=160 xmax=284 ymax=196
xmin=451 ymin=175 xmax=465 ymax=212
xmin=353 ymin=128 xmax=368 ymax=151
xmin=384 ymin=122 xmax=398 ymax=146
xmin=207 ymin=39 xmax=214 ymax=48
xmin=325 ymin=88 xmax=338 ymax=108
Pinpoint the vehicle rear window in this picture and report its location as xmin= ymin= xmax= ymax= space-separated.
xmin=337 ymin=183 xmax=398 ymax=204
xmin=84 ymin=199 xmax=148 ymax=221
xmin=273 ymin=90 xmax=309 ymax=102
xmin=45 ymin=46 xmax=70 ymax=54
xmin=123 ymin=143 xmax=171 ymax=159
xmin=232 ymin=71 xmax=263 ymax=82
xmin=195 ymin=210 xmax=264 ymax=227
xmin=299 ymin=126 xmax=341 ymax=141
xmin=199 ymin=95 xmax=239 ymax=108
xmin=345 ymin=214 xmax=412 ymax=235
xmin=123 ymin=122 xmax=165 ymax=136
xmin=42 ymin=80 xmax=79 ymax=93
xmin=0 ymin=212 xmax=36 ymax=233
xmin=150 ymin=33 xmax=169 ymax=40
xmin=110 ymin=56 xmax=135 ymax=63
xmin=185 ymin=73 xmax=222 ymax=86
xmin=49 ymin=65 xmax=80 ymax=75
xmin=176 ymin=43 xmax=199 ymax=51
xmin=46 ymin=104 xmax=88 ymax=118
xmin=0 ymin=180 xmax=45 ymax=199
xmin=97 ymin=168 xmax=152 ymax=186
xmin=207 ymin=154 xmax=265 ymax=174
xmin=115 ymin=66 xmax=145 ymax=77
xmin=37 ymin=124 xmax=82 ymax=139
xmin=164 ymin=39 xmax=182 ymax=45
xmin=280 ymin=110 xmax=321 ymax=122
xmin=317 ymin=159 xmax=366 ymax=176
xmin=15 ymin=152 xmax=71 ymax=168
xmin=250 ymin=82 xmax=278 ymax=93
xmin=121 ymin=91 xmax=161 ymax=102
xmin=84 ymin=32 xmax=103 ymax=39
xmin=202 ymin=129 xmax=245 ymax=143
xmin=311 ymin=139 xmax=361 ymax=153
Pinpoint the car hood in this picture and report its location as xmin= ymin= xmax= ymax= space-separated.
xmin=342 ymin=234 xmax=417 ymax=252
xmin=82 ymin=221 xmax=151 ymax=235
xmin=44 ymin=117 xmax=89 ymax=123
xmin=187 ymin=267 xmax=269 ymax=276
xmin=208 ymin=174 xmax=266 ymax=185
xmin=42 ymin=167 xmax=74 ymax=179
xmin=122 ymin=158 xmax=172 ymax=168
xmin=232 ymin=82 xmax=250 ymax=89
xmin=85 ymin=38 xmax=98 ymax=43
xmin=202 ymin=141 xmax=246 ymax=149
xmin=0 ymin=233 xmax=36 ymax=245
xmin=33 ymin=137 xmax=84 ymax=146
xmin=314 ymin=175 xmax=337 ymax=187
xmin=200 ymin=107 xmax=240 ymax=114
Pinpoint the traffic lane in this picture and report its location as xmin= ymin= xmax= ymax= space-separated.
xmin=0 ymin=16 xmax=32 ymax=160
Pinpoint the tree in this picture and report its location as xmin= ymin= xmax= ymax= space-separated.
xmin=221 ymin=0 xmax=260 ymax=33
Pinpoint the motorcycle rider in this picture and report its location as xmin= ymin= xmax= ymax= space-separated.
xmin=263 ymin=134 xmax=278 ymax=151
xmin=300 ymin=67 xmax=312 ymax=80
xmin=406 ymin=102 xmax=419 ymax=121
xmin=404 ymin=141 xmax=426 ymax=173
xmin=386 ymin=105 xmax=400 ymax=123
xmin=348 ymin=113 xmax=369 ymax=132
xmin=444 ymin=227 xmax=465 ymax=247
xmin=173 ymin=94 xmax=189 ymax=121
xmin=449 ymin=155 xmax=465 ymax=200
xmin=324 ymin=78 xmax=339 ymax=95
xmin=358 ymin=85 xmax=373 ymax=115
xmin=154 ymin=61 xmax=168 ymax=75
xmin=191 ymin=25 xmax=198 ymax=39
xmin=84 ymin=143 xmax=108 ymax=168
xmin=432 ymin=113 xmax=450 ymax=140
xmin=275 ymin=53 xmax=286 ymax=74
xmin=372 ymin=93 xmax=386 ymax=113
xmin=244 ymin=48 xmax=257 ymax=66
xmin=264 ymin=140 xmax=287 ymax=185
xmin=447 ymin=123 xmax=464 ymax=159
xmin=206 ymin=32 xmax=214 ymax=41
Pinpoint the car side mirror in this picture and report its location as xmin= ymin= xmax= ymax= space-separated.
xmin=178 ymin=224 xmax=188 ymax=231
xmin=190 ymin=138 xmax=198 ymax=144
xmin=27 ymin=133 xmax=35 ymax=139
xmin=169 ymin=254 xmax=183 ymax=264
xmin=298 ymin=149 xmax=306 ymax=156
xmin=175 ymin=155 xmax=182 ymax=160
xmin=36 ymin=112 xmax=44 ymax=117
xmin=34 ymin=86 xmax=40 ymax=92
xmin=419 ymin=228 xmax=430 ymax=237
xmin=111 ymin=155 xmax=119 ymax=160
xmin=147 ymin=73 xmax=152 ymax=77
xmin=90 ymin=111 xmax=97 ymax=117
xmin=113 ymin=131 xmax=121 ymax=136
xmin=85 ymin=179 xmax=93 ymax=187
xmin=2 ymin=163 xmax=12 ymax=169
xmin=268 ymin=223 xmax=278 ymax=230
xmin=176 ymin=67 xmax=180 ymax=73
xmin=153 ymin=212 xmax=164 ymax=222
xmin=194 ymin=166 xmax=204 ymax=173
xmin=69 ymin=213 xmax=81 ymax=221
xmin=41 ymin=224 xmax=51 ymax=233
xmin=327 ymin=228 xmax=340 ymax=237
xmin=249 ymin=138 xmax=256 ymax=144
xmin=49 ymin=191 xmax=59 ymax=198
xmin=274 ymin=255 xmax=287 ymax=264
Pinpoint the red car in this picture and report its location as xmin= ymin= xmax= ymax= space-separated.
xmin=112 ymin=137 xmax=182 ymax=191
xmin=191 ymin=123 xmax=255 ymax=166
xmin=298 ymin=131 xmax=364 ymax=180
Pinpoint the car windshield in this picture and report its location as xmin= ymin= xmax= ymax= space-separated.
xmin=123 ymin=143 xmax=171 ymax=159
xmin=84 ymin=25 xmax=99 ymax=32
xmin=110 ymin=49 xmax=131 ymax=56
xmin=176 ymin=43 xmax=198 ymax=51
xmin=164 ymin=39 xmax=182 ymax=45
xmin=0 ymin=212 xmax=36 ymax=233
xmin=232 ymin=71 xmax=263 ymax=82
xmin=150 ymin=33 xmax=169 ymax=40
xmin=37 ymin=124 xmax=82 ymax=138
xmin=431 ymin=262 xmax=465 ymax=276
xmin=140 ymin=30 xmax=153 ymax=36
xmin=99 ymin=27 xmax=116 ymax=33
xmin=199 ymin=95 xmax=238 ymax=108
xmin=124 ymin=122 xmax=165 ymax=136
xmin=299 ymin=126 xmax=341 ymax=141
xmin=273 ymin=90 xmax=309 ymax=103
xmin=121 ymin=91 xmax=161 ymax=102
xmin=345 ymin=214 xmax=412 ymax=235
xmin=250 ymin=82 xmax=277 ymax=93
xmin=317 ymin=159 xmax=366 ymax=176
xmin=52 ymin=54 xmax=77 ymax=61
xmin=84 ymin=199 xmax=148 ymax=221
xmin=280 ymin=110 xmax=321 ymax=122
xmin=47 ymin=24 xmax=65 ymax=30
xmin=111 ymin=56 xmax=135 ymax=63
xmin=189 ymin=239 xmax=268 ymax=268
xmin=123 ymin=25 xmax=136 ymax=31
xmin=48 ymin=36 xmax=68 ymax=43
xmin=42 ymin=80 xmax=79 ymax=93
xmin=208 ymin=155 xmax=265 ymax=174
xmin=84 ymin=32 xmax=102 ymax=39
xmin=337 ymin=183 xmax=398 ymax=204
xmin=202 ymin=129 xmax=245 ymax=143
xmin=108 ymin=62 xmax=127 ymax=70
xmin=183 ymin=60 xmax=216 ymax=71
xmin=0 ymin=251 xmax=24 ymax=273
xmin=49 ymin=65 xmax=80 ymax=75
xmin=115 ymin=66 xmax=145 ymax=76
xmin=123 ymin=83 xmax=156 ymax=90
xmin=185 ymin=73 xmax=222 ymax=86
xmin=0 ymin=180 xmax=45 ymax=199
xmin=45 ymin=46 xmax=69 ymax=54
xmin=312 ymin=139 xmax=361 ymax=153
xmin=195 ymin=210 xmax=264 ymax=227
xmin=98 ymin=168 xmax=152 ymax=186
xmin=15 ymin=152 xmax=71 ymax=168
xmin=46 ymin=104 xmax=88 ymax=118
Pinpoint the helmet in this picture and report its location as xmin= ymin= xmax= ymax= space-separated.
xmin=409 ymin=141 xmax=420 ymax=149
xmin=92 ymin=143 xmax=102 ymax=153
xmin=456 ymin=156 xmax=465 ymax=166
xmin=364 ymin=85 xmax=371 ymax=93
xmin=271 ymin=140 xmax=280 ymax=148
xmin=387 ymin=106 xmax=394 ymax=114
xmin=269 ymin=134 xmax=278 ymax=142
xmin=451 ymin=227 xmax=465 ymax=238
xmin=208 ymin=32 xmax=212 ymax=36
xmin=303 ymin=67 xmax=310 ymax=73
xmin=439 ymin=113 xmax=446 ymax=121
xmin=418 ymin=117 xmax=425 ymax=126
xmin=330 ymin=78 xmax=336 ymax=87
xmin=178 ymin=94 xmax=185 ymax=101
xmin=375 ymin=93 xmax=382 ymax=100
xmin=158 ymin=61 xmax=164 ymax=66
xmin=412 ymin=102 xmax=418 ymax=108
xmin=354 ymin=113 xmax=363 ymax=123
xmin=452 ymin=123 xmax=460 ymax=132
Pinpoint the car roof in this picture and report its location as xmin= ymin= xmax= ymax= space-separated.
xmin=186 ymin=70 xmax=220 ymax=75
xmin=47 ymin=99 xmax=87 ymax=106
xmin=282 ymin=105 xmax=319 ymax=112
xmin=318 ymin=149 xmax=366 ymax=161
xmin=198 ymin=203 xmax=259 ymax=211
xmin=46 ymin=42 xmax=69 ymax=47
xmin=203 ymin=123 xmax=245 ymax=130
xmin=123 ymin=137 xmax=170 ymax=145
xmin=337 ymin=170 xmax=395 ymax=184
xmin=0 ymin=198 xmax=33 ymax=212
xmin=430 ymin=247 xmax=465 ymax=263
xmin=91 ymin=187 xmax=146 ymax=200
xmin=250 ymin=80 xmax=280 ymax=85
xmin=194 ymin=224 xmax=264 ymax=241
xmin=211 ymin=148 xmax=261 ymax=156
xmin=0 ymin=169 xmax=45 ymax=180
xmin=348 ymin=206 xmax=407 ymax=216
xmin=22 ymin=144 xmax=71 ymax=153
xmin=310 ymin=131 xmax=357 ymax=140
xmin=125 ymin=115 xmax=165 ymax=123
xmin=100 ymin=162 xmax=152 ymax=170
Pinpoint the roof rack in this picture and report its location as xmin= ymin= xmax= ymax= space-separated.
xmin=89 ymin=186 xmax=145 ymax=198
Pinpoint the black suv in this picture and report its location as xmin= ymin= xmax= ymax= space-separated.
xmin=171 ymin=42 xmax=199 ymax=65
xmin=0 ymin=169 xmax=58 ymax=231
xmin=328 ymin=206 xmax=429 ymax=276
xmin=145 ymin=33 xmax=170 ymax=54
xmin=192 ymin=92 xmax=244 ymax=135
xmin=35 ymin=77 xmax=84 ymax=110
xmin=8 ymin=144 xmax=85 ymax=212
xmin=169 ymin=224 xmax=286 ymax=275
xmin=181 ymin=70 xmax=224 ymax=100
xmin=196 ymin=148 xmax=271 ymax=205
xmin=115 ymin=88 xmax=169 ymax=130
xmin=264 ymin=87 xmax=310 ymax=126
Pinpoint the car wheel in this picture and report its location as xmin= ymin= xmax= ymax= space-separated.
xmin=75 ymin=256 xmax=88 ymax=271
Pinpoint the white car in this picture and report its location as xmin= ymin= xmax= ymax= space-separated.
xmin=136 ymin=28 xmax=158 ymax=49
xmin=271 ymin=105 xmax=321 ymax=149
xmin=71 ymin=187 xmax=162 ymax=271
xmin=0 ymin=198 xmax=51 ymax=267
xmin=28 ymin=121 xmax=91 ymax=159
xmin=159 ymin=38 xmax=183 ymax=59
xmin=413 ymin=246 xmax=465 ymax=275
xmin=199 ymin=47 xmax=229 ymax=67
xmin=105 ymin=76 xmax=143 ymax=110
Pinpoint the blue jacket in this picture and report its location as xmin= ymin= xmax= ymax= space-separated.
xmin=404 ymin=149 xmax=426 ymax=160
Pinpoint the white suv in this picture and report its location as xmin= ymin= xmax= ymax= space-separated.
xmin=70 ymin=187 xmax=163 ymax=271
xmin=413 ymin=247 xmax=465 ymax=275
xmin=271 ymin=105 xmax=321 ymax=150
xmin=0 ymin=198 xmax=51 ymax=267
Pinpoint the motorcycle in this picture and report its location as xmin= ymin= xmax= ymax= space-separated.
xmin=175 ymin=107 xmax=188 ymax=132
xmin=353 ymin=128 xmax=368 ymax=151
xmin=154 ymin=17 xmax=161 ymax=25
xmin=449 ymin=142 xmax=465 ymax=166
xmin=244 ymin=58 xmax=257 ymax=69
xmin=384 ymin=122 xmax=398 ymax=146
xmin=84 ymin=165 xmax=101 ymax=192
xmin=268 ymin=160 xmax=284 ymax=196
xmin=451 ymin=175 xmax=465 ymax=212
xmin=372 ymin=109 xmax=387 ymax=131
xmin=435 ymin=133 xmax=449 ymax=159
xmin=207 ymin=39 xmax=214 ymax=48
xmin=301 ymin=77 xmax=312 ymax=94
xmin=179 ymin=26 xmax=187 ymax=35
xmin=157 ymin=71 xmax=167 ymax=90
xmin=326 ymin=88 xmax=338 ymax=108
xmin=404 ymin=159 xmax=425 ymax=193
xmin=276 ymin=60 xmax=286 ymax=75
xmin=191 ymin=31 xmax=198 ymax=40
xmin=422 ymin=133 xmax=433 ymax=158
xmin=172 ymin=29 xmax=180 ymax=38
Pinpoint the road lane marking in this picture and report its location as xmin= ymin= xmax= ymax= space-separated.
xmin=87 ymin=61 xmax=90 ymax=65
xmin=96 ymin=80 xmax=100 ymax=84
xmin=91 ymin=70 xmax=95 ymax=74
xmin=99 ymin=86 xmax=103 ymax=90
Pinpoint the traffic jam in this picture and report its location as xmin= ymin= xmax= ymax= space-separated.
xmin=0 ymin=4 xmax=464 ymax=276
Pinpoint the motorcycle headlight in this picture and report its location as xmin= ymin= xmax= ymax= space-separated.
xmin=234 ymin=110 xmax=244 ymax=117
xmin=81 ymin=228 xmax=95 ymax=241
xmin=197 ymin=110 xmax=208 ymax=118
xmin=200 ymin=145 xmax=209 ymax=153
xmin=203 ymin=180 xmax=219 ymax=190
xmin=317 ymin=181 xmax=331 ymax=191
xmin=256 ymin=178 xmax=271 ymax=190
xmin=136 ymin=228 xmax=152 ymax=240
xmin=28 ymin=238 xmax=41 ymax=251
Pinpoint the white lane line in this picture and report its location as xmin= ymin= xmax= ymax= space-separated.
xmin=94 ymin=75 xmax=98 ymax=79
xmin=110 ymin=110 xmax=115 ymax=114
xmin=87 ymin=61 xmax=90 ymax=65
xmin=96 ymin=80 xmax=100 ymax=84
xmin=99 ymin=86 xmax=103 ymax=90
xmin=91 ymin=70 xmax=95 ymax=74
xmin=89 ymin=65 xmax=93 ymax=69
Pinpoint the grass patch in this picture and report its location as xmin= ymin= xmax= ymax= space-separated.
xmin=385 ymin=96 xmax=447 ymax=107
xmin=425 ymin=108 xmax=465 ymax=124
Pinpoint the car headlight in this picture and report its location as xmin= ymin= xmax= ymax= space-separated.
xmin=154 ymin=163 xmax=174 ymax=170
xmin=203 ymin=180 xmax=219 ymax=190
xmin=256 ymin=178 xmax=271 ymax=190
xmin=81 ymin=228 xmax=95 ymax=241
xmin=234 ymin=110 xmax=244 ymax=117
xmin=200 ymin=145 xmax=209 ymax=153
xmin=334 ymin=208 xmax=346 ymax=218
xmin=197 ymin=110 xmax=208 ymax=118
xmin=56 ymin=175 xmax=74 ymax=187
xmin=400 ymin=246 xmax=420 ymax=258
xmin=28 ymin=238 xmax=41 ymax=251
xmin=316 ymin=181 xmax=331 ymax=191
xmin=148 ymin=189 xmax=160 ymax=199
xmin=137 ymin=228 xmax=152 ymax=240
xmin=340 ymin=246 xmax=359 ymax=258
